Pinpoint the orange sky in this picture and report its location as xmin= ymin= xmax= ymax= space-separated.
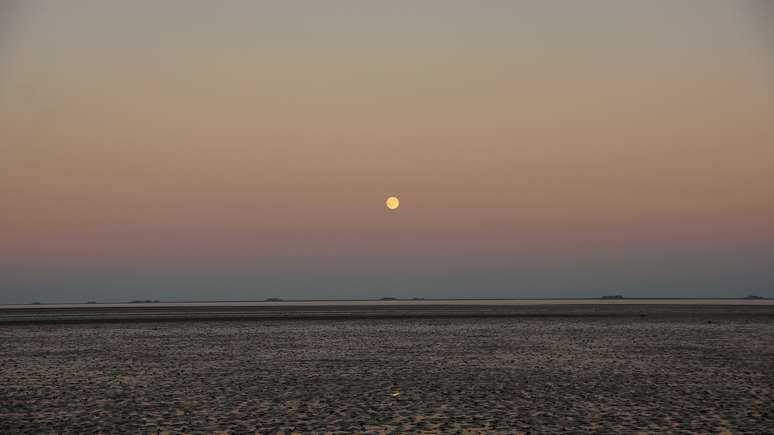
xmin=1 ymin=1 xmax=772 ymax=302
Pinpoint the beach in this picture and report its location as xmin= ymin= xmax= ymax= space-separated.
xmin=1 ymin=302 xmax=773 ymax=434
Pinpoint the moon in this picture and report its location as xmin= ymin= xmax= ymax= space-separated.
xmin=386 ymin=196 xmax=400 ymax=210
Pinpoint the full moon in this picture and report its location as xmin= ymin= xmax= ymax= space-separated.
xmin=386 ymin=196 xmax=400 ymax=210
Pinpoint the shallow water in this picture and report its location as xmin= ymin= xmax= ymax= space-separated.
xmin=2 ymin=298 xmax=772 ymax=309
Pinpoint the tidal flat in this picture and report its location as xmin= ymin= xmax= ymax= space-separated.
xmin=1 ymin=304 xmax=773 ymax=434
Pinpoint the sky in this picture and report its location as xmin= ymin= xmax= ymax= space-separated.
xmin=1 ymin=1 xmax=773 ymax=303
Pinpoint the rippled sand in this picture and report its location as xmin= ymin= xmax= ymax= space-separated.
xmin=1 ymin=305 xmax=773 ymax=434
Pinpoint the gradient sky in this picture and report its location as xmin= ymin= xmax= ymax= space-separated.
xmin=1 ymin=1 xmax=773 ymax=303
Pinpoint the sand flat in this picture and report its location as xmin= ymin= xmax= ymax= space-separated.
xmin=1 ymin=304 xmax=773 ymax=433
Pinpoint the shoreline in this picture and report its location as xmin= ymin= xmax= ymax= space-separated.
xmin=2 ymin=297 xmax=771 ymax=309
xmin=2 ymin=303 xmax=773 ymax=325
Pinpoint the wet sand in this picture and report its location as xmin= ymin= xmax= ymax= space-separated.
xmin=1 ymin=304 xmax=773 ymax=434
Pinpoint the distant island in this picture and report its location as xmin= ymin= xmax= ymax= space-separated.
xmin=380 ymin=297 xmax=397 ymax=301
xmin=744 ymin=295 xmax=764 ymax=300
xmin=601 ymin=295 xmax=625 ymax=300
xmin=129 ymin=300 xmax=160 ymax=303
xmin=264 ymin=298 xmax=284 ymax=302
